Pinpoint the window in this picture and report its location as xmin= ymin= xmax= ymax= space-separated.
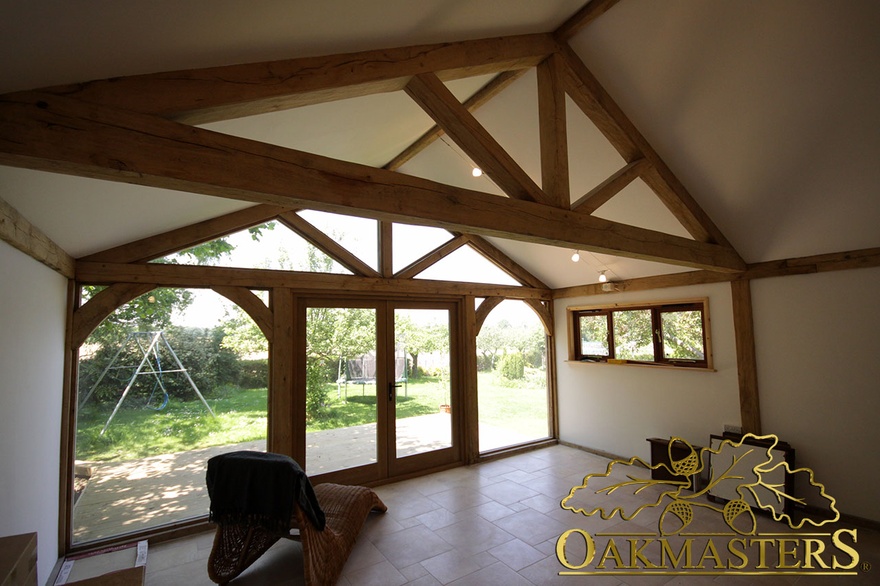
xmin=570 ymin=300 xmax=710 ymax=368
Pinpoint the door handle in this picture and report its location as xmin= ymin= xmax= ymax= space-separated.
xmin=388 ymin=382 xmax=401 ymax=401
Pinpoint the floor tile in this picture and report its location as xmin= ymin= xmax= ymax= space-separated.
xmin=420 ymin=549 xmax=482 ymax=583
xmin=446 ymin=561 xmax=533 ymax=586
xmin=434 ymin=515 xmax=515 ymax=555
xmin=488 ymin=537 xmax=545 ymax=571
xmin=371 ymin=524 xmax=454 ymax=569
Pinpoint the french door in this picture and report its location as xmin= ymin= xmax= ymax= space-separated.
xmin=301 ymin=298 xmax=459 ymax=483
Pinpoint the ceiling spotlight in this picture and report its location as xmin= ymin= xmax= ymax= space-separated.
xmin=598 ymin=270 xmax=608 ymax=283
xmin=472 ymin=167 xmax=483 ymax=177
xmin=571 ymin=250 xmax=580 ymax=262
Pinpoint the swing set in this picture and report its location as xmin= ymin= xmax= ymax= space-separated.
xmin=79 ymin=331 xmax=215 ymax=435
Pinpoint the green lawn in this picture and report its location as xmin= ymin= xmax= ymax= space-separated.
xmin=75 ymin=371 xmax=548 ymax=462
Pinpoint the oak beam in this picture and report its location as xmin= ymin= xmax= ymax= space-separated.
xmin=278 ymin=211 xmax=381 ymax=278
xmin=379 ymin=221 xmax=393 ymax=278
xmin=80 ymin=204 xmax=289 ymax=264
xmin=0 ymin=194 xmax=75 ymax=278
xmin=394 ymin=235 xmax=469 ymax=280
xmin=552 ymin=247 xmax=880 ymax=299
xmin=731 ymin=280 xmax=761 ymax=434
xmin=559 ymin=44 xmax=738 ymax=250
xmin=405 ymin=72 xmax=552 ymax=205
xmin=462 ymin=295 xmax=480 ymax=464
xmin=42 ymin=35 xmax=556 ymax=125
xmin=536 ymin=53 xmax=570 ymax=208
xmin=554 ymin=0 xmax=621 ymax=42
xmin=745 ymin=247 xmax=880 ymax=279
xmin=461 ymin=234 xmax=549 ymax=289
xmin=0 ymin=91 xmax=745 ymax=272
xmin=269 ymin=288 xmax=296 ymax=457
xmin=571 ymin=158 xmax=648 ymax=214
xmin=76 ymin=261 xmax=552 ymax=300
xmin=384 ymin=70 xmax=527 ymax=171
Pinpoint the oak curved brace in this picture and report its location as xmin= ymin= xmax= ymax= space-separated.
xmin=71 ymin=283 xmax=157 ymax=348
xmin=211 ymin=286 xmax=273 ymax=342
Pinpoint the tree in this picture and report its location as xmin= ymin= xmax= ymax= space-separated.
xmin=395 ymin=315 xmax=448 ymax=378
xmin=222 ymin=304 xmax=269 ymax=358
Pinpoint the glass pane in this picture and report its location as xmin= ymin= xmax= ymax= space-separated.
xmin=415 ymin=245 xmax=520 ymax=286
xmin=661 ymin=310 xmax=705 ymax=360
xmin=297 ymin=210 xmax=379 ymax=271
xmin=395 ymin=309 xmax=452 ymax=458
xmin=613 ymin=309 xmax=654 ymax=361
xmin=477 ymin=300 xmax=550 ymax=452
xmin=392 ymin=224 xmax=453 ymax=273
xmin=578 ymin=314 xmax=609 ymax=357
xmin=306 ymin=307 xmax=377 ymax=475
xmin=74 ymin=288 xmax=268 ymax=544
xmin=154 ymin=221 xmax=352 ymax=274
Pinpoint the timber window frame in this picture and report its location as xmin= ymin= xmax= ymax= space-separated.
xmin=567 ymin=299 xmax=712 ymax=369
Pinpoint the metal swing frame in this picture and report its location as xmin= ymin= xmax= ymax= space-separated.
xmin=80 ymin=331 xmax=216 ymax=434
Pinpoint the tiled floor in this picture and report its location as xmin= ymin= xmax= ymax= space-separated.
xmin=132 ymin=444 xmax=878 ymax=585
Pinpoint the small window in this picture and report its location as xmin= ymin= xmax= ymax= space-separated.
xmin=569 ymin=300 xmax=710 ymax=368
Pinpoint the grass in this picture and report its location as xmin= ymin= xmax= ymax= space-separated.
xmin=75 ymin=371 xmax=548 ymax=462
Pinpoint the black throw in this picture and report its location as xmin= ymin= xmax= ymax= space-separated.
xmin=206 ymin=451 xmax=325 ymax=532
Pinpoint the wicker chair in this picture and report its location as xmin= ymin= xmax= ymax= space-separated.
xmin=207 ymin=482 xmax=387 ymax=585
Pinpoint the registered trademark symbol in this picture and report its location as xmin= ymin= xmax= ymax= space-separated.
xmin=862 ymin=561 xmax=871 ymax=572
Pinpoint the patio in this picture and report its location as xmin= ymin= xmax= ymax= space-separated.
xmin=73 ymin=413 xmax=532 ymax=543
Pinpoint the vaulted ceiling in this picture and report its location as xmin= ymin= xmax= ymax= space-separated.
xmin=1 ymin=0 xmax=878 ymax=290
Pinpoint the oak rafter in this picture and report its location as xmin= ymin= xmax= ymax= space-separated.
xmin=42 ymin=34 xmax=557 ymax=125
xmin=384 ymin=69 xmax=527 ymax=171
xmin=405 ymin=72 xmax=552 ymax=205
xmin=559 ymin=44 xmax=736 ymax=249
xmin=80 ymin=204 xmax=289 ymax=264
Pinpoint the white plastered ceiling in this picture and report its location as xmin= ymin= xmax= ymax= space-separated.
xmin=1 ymin=0 xmax=878 ymax=288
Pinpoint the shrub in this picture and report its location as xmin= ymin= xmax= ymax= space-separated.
xmin=498 ymin=352 xmax=525 ymax=380
xmin=79 ymin=326 xmax=241 ymax=406
xmin=238 ymin=358 xmax=268 ymax=389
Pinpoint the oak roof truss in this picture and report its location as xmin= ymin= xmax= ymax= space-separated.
xmin=0 ymin=0 xmax=745 ymax=280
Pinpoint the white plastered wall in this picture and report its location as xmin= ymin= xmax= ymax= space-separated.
xmin=751 ymin=266 xmax=880 ymax=522
xmin=0 ymin=241 xmax=67 ymax=584
xmin=554 ymin=270 xmax=880 ymax=523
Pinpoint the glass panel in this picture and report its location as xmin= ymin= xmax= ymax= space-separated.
xmin=613 ymin=309 xmax=654 ymax=361
xmin=394 ymin=308 xmax=452 ymax=458
xmin=661 ymin=310 xmax=705 ymax=360
xmin=305 ymin=307 xmax=377 ymax=475
xmin=477 ymin=300 xmax=550 ymax=452
xmin=578 ymin=314 xmax=610 ymax=357
xmin=153 ymin=221 xmax=352 ymax=274
xmin=415 ymin=245 xmax=520 ymax=286
xmin=392 ymin=223 xmax=453 ymax=273
xmin=297 ymin=210 xmax=379 ymax=271
xmin=74 ymin=288 xmax=268 ymax=544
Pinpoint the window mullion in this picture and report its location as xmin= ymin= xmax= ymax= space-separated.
xmin=652 ymin=308 xmax=664 ymax=363
xmin=606 ymin=312 xmax=615 ymax=360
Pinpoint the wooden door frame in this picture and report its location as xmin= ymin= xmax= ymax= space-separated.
xmin=297 ymin=295 xmax=465 ymax=485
